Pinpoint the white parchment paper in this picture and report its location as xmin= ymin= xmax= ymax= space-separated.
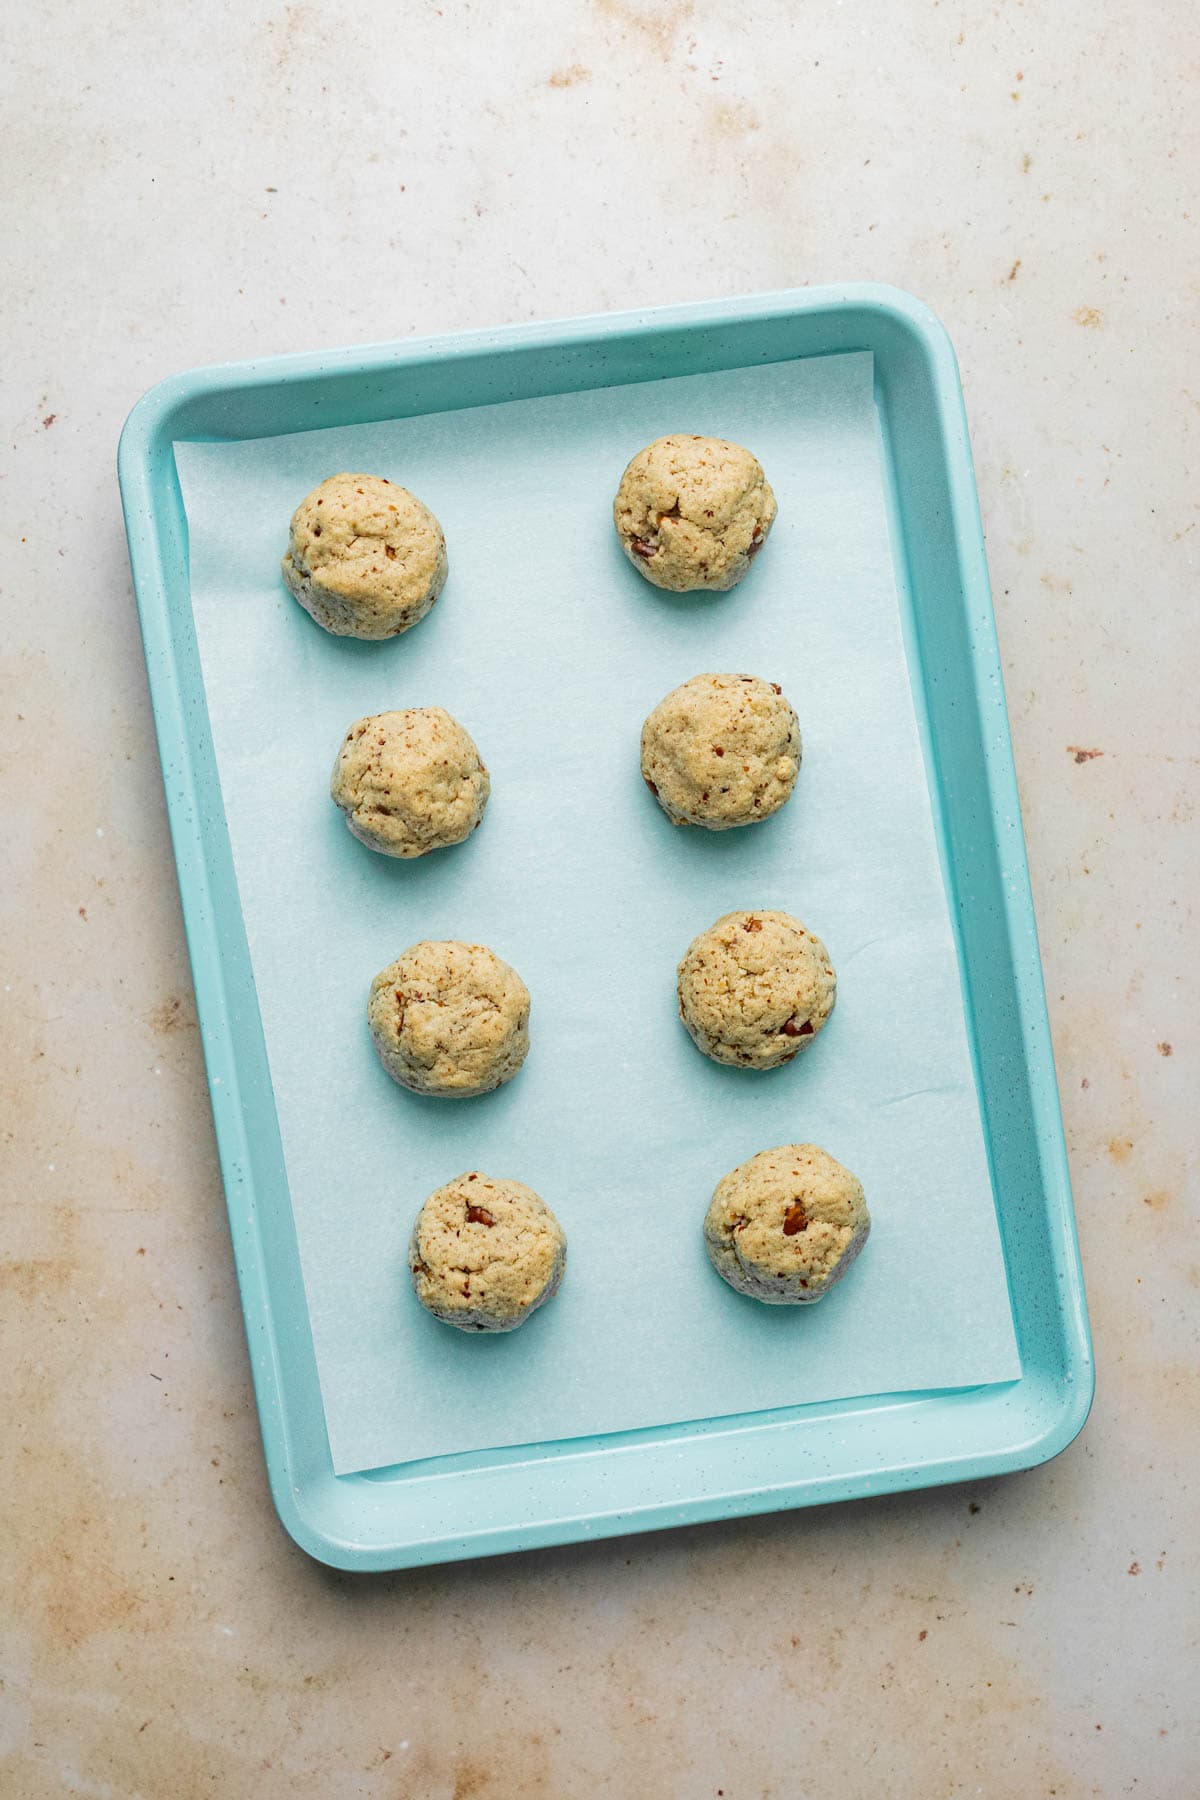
xmin=176 ymin=351 xmax=1020 ymax=1475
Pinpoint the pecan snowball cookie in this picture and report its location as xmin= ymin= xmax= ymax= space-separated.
xmin=331 ymin=707 xmax=488 ymax=858
xmin=676 ymin=910 xmax=836 ymax=1069
xmin=641 ymin=673 xmax=801 ymax=829
xmin=613 ymin=434 xmax=777 ymax=591
xmin=704 ymin=1145 xmax=870 ymax=1304
xmin=281 ymin=471 xmax=446 ymax=638
xmin=368 ymin=941 xmax=529 ymax=1097
xmin=409 ymin=1172 xmax=567 ymax=1332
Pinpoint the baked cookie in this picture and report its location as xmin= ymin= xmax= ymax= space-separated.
xmin=704 ymin=1144 xmax=869 ymax=1304
xmin=368 ymin=941 xmax=530 ymax=1097
xmin=331 ymin=707 xmax=489 ymax=858
xmin=641 ymin=672 xmax=800 ymax=829
xmin=409 ymin=1171 xmax=567 ymax=1332
xmin=282 ymin=471 xmax=446 ymax=638
xmin=677 ymin=910 xmax=835 ymax=1069
xmin=613 ymin=434 xmax=777 ymax=591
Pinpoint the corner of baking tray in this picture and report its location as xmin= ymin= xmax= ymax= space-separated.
xmin=1017 ymin=1347 xmax=1097 ymax=1479
xmin=117 ymin=365 xmax=211 ymax=492
xmin=261 ymin=1467 xmax=369 ymax=1573
xmin=834 ymin=282 xmax=962 ymax=356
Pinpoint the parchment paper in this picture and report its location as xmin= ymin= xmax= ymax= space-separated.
xmin=176 ymin=351 xmax=1020 ymax=1474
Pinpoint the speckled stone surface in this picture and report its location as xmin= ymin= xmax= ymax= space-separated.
xmin=1 ymin=4 xmax=1195 ymax=1796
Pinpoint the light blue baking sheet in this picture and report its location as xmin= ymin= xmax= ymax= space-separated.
xmin=176 ymin=350 xmax=1020 ymax=1476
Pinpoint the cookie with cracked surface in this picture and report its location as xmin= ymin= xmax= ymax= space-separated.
xmin=331 ymin=707 xmax=489 ymax=858
xmin=613 ymin=434 xmax=776 ymax=591
xmin=282 ymin=471 xmax=446 ymax=638
xmin=409 ymin=1172 xmax=566 ymax=1332
xmin=704 ymin=1144 xmax=869 ymax=1304
xmin=641 ymin=672 xmax=800 ymax=829
xmin=369 ymin=941 xmax=530 ymax=1097
xmin=677 ymin=910 xmax=836 ymax=1069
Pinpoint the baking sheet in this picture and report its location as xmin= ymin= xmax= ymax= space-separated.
xmin=176 ymin=351 xmax=1020 ymax=1476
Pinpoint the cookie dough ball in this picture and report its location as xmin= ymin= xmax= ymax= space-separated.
xmin=677 ymin=910 xmax=836 ymax=1069
xmin=613 ymin=434 xmax=777 ymax=592
xmin=331 ymin=707 xmax=489 ymax=858
xmin=282 ymin=472 xmax=446 ymax=638
xmin=369 ymin=941 xmax=530 ymax=1097
xmin=409 ymin=1172 xmax=567 ymax=1332
xmin=641 ymin=673 xmax=801 ymax=829
xmin=704 ymin=1145 xmax=869 ymax=1304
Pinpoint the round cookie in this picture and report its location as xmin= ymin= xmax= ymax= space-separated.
xmin=613 ymin=434 xmax=777 ymax=592
xmin=641 ymin=672 xmax=801 ymax=829
xmin=331 ymin=707 xmax=489 ymax=858
xmin=704 ymin=1144 xmax=870 ymax=1304
xmin=368 ymin=941 xmax=530 ymax=1097
xmin=676 ymin=910 xmax=836 ymax=1069
xmin=282 ymin=471 xmax=446 ymax=638
xmin=408 ymin=1171 xmax=567 ymax=1332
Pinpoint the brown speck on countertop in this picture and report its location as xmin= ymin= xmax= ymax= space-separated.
xmin=1074 ymin=306 xmax=1104 ymax=327
xmin=145 ymin=995 xmax=196 ymax=1036
xmin=547 ymin=63 xmax=591 ymax=87
xmin=1128 ymin=1561 xmax=1141 ymax=1575
xmin=968 ymin=1501 xmax=981 ymax=1514
xmin=42 ymin=413 xmax=57 ymax=428
xmin=1005 ymin=259 xmax=1021 ymax=282
xmin=1157 ymin=1041 xmax=1173 ymax=1056
xmin=594 ymin=0 xmax=693 ymax=64
xmin=1068 ymin=745 xmax=1104 ymax=762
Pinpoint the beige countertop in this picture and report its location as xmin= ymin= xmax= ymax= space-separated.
xmin=2 ymin=3 xmax=1195 ymax=1795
